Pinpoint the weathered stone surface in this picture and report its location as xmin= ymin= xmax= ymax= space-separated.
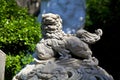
xmin=12 ymin=13 xmax=114 ymax=80
xmin=0 ymin=50 xmax=6 ymax=80
xmin=13 ymin=58 xmax=114 ymax=80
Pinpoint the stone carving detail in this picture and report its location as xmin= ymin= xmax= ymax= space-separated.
xmin=13 ymin=13 xmax=114 ymax=80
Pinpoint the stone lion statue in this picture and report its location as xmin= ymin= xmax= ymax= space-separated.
xmin=13 ymin=13 xmax=114 ymax=80
xmin=34 ymin=13 xmax=103 ymax=62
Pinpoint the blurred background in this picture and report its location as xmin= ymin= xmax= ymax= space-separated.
xmin=0 ymin=0 xmax=120 ymax=80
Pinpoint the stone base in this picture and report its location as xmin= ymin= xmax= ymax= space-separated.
xmin=13 ymin=58 xmax=114 ymax=80
xmin=0 ymin=50 xmax=6 ymax=80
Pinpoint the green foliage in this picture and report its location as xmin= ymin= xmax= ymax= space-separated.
xmin=0 ymin=0 xmax=41 ymax=79
xmin=5 ymin=53 xmax=33 ymax=80
xmin=85 ymin=0 xmax=111 ymax=29
xmin=0 ymin=0 xmax=41 ymax=54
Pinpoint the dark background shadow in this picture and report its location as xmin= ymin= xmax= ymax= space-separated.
xmin=87 ymin=21 xmax=120 ymax=80
xmin=85 ymin=0 xmax=120 ymax=79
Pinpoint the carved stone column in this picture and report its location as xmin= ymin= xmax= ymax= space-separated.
xmin=0 ymin=50 xmax=6 ymax=80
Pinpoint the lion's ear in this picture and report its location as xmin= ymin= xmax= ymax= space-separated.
xmin=56 ymin=14 xmax=62 ymax=23
xmin=56 ymin=14 xmax=60 ymax=19
xmin=42 ymin=14 xmax=45 ymax=18
xmin=59 ymin=18 xmax=62 ymax=23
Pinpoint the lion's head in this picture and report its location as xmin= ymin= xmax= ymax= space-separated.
xmin=42 ymin=13 xmax=62 ymax=32
xmin=41 ymin=13 xmax=66 ymax=39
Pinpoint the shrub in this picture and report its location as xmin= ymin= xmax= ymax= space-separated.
xmin=85 ymin=0 xmax=110 ymax=29
xmin=0 ymin=0 xmax=41 ymax=54
xmin=5 ymin=53 xmax=33 ymax=80
xmin=0 ymin=0 xmax=41 ymax=79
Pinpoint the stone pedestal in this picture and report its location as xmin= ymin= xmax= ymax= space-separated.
xmin=0 ymin=50 xmax=6 ymax=80
xmin=12 ymin=58 xmax=114 ymax=80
